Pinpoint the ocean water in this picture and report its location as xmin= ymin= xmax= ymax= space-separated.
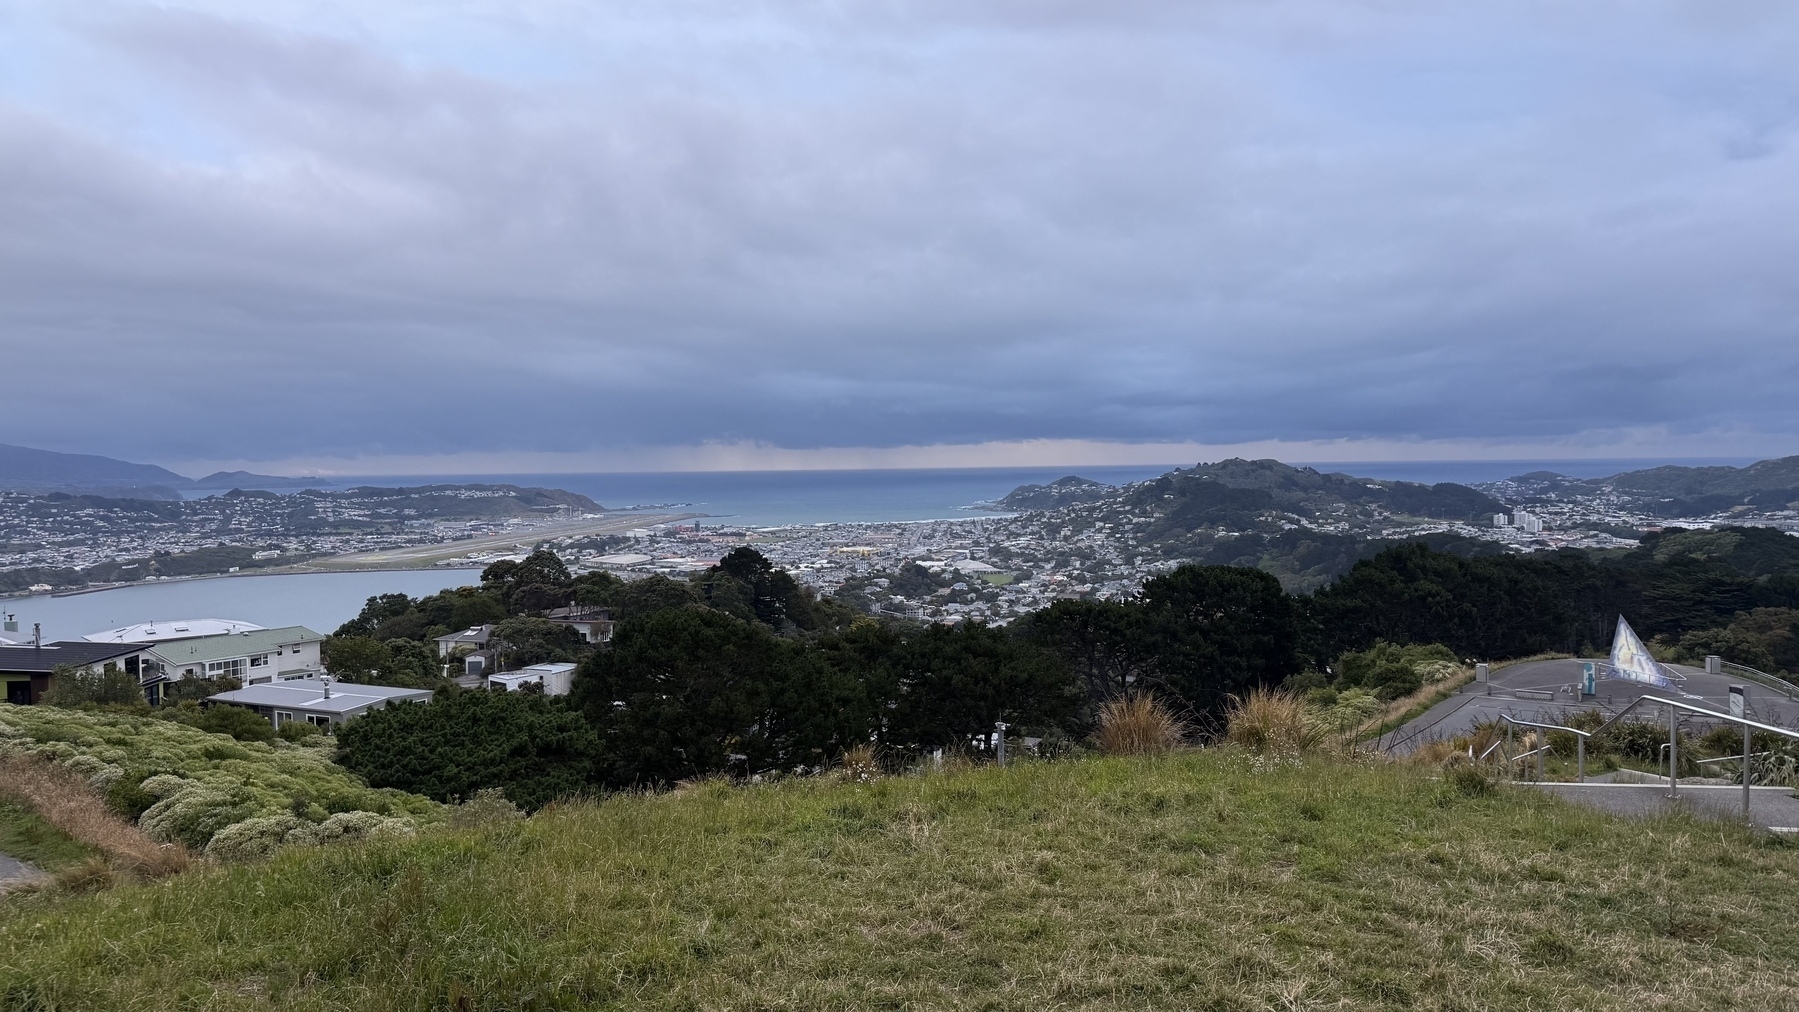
xmin=212 ymin=465 xmax=1183 ymax=528
xmin=190 ymin=457 xmax=1766 ymax=525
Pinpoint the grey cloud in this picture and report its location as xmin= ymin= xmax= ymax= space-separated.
xmin=2 ymin=1 xmax=1798 ymax=463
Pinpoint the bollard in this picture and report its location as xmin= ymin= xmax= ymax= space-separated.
xmin=1576 ymin=735 xmax=1585 ymax=783
xmin=994 ymin=721 xmax=1009 ymax=767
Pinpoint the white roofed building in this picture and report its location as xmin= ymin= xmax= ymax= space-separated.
xmin=207 ymin=678 xmax=432 ymax=730
xmin=488 ymin=661 xmax=577 ymax=696
xmin=84 ymin=618 xmax=264 ymax=645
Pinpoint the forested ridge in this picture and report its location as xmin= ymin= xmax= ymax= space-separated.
xmin=332 ymin=525 xmax=1799 ymax=804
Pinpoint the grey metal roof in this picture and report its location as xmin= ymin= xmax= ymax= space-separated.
xmin=148 ymin=626 xmax=321 ymax=666
xmin=0 ymin=641 xmax=146 ymax=675
xmin=208 ymin=680 xmax=432 ymax=714
xmin=434 ymin=625 xmax=494 ymax=645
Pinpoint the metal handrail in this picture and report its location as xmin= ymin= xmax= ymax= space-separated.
xmin=1495 ymin=714 xmax=1591 ymax=782
xmin=1720 ymin=661 xmax=1799 ymax=703
xmin=1581 ymin=694 xmax=1799 ymax=821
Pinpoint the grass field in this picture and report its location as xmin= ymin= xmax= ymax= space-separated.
xmin=3 ymin=751 xmax=1798 ymax=1010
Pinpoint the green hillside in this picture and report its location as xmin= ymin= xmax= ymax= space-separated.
xmin=3 ymin=752 xmax=1796 ymax=1010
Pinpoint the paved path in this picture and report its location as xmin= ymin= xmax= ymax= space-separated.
xmin=1521 ymin=782 xmax=1799 ymax=832
xmin=0 ymin=852 xmax=47 ymax=893
xmin=1383 ymin=658 xmax=1799 ymax=754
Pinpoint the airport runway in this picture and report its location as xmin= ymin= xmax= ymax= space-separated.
xmin=305 ymin=512 xmax=703 ymax=570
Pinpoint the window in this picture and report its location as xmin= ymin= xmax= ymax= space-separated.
xmin=305 ymin=714 xmax=331 ymax=728
xmin=274 ymin=711 xmax=293 ymax=726
xmin=249 ymin=654 xmax=269 ymax=668
xmin=206 ymin=658 xmax=247 ymax=681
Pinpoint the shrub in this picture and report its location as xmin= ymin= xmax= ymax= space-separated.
xmin=1444 ymin=760 xmax=1496 ymax=798
xmin=1335 ymin=642 xmax=1460 ymax=700
xmin=276 ymin=720 xmax=323 ymax=743
xmin=338 ymin=690 xmax=598 ymax=810
xmin=1092 ymin=694 xmax=1186 ymax=756
xmin=0 ymin=705 xmax=438 ymax=856
xmin=449 ymin=788 xmax=526 ymax=829
xmin=191 ymin=706 xmax=277 ymax=743
xmin=1224 ymin=689 xmax=1325 ymax=754
xmin=40 ymin=663 xmax=143 ymax=708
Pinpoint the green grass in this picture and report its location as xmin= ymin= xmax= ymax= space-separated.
xmin=0 ymin=800 xmax=96 ymax=874
xmin=2 ymin=752 xmax=1798 ymax=1010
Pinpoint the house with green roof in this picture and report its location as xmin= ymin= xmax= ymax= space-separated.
xmin=143 ymin=625 xmax=324 ymax=704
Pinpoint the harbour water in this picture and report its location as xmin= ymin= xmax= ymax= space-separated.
xmin=2 ymin=570 xmax=477 ymax=644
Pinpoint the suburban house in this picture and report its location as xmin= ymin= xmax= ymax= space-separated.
xmin=434 ymin=625 xmax=496 ymax=657
xmin=206 ymin=678 xmax=433 ymax=729
xmin=0 ymin=642 xmax=154 ymax=705
xmin=141 ymin=625 xmax=325 ymax=704
xmin=487 ymin=661 xmax=576 ymax=696
xmin=544 ymin=606 xmax=614 ymax=645
xmin=434 ymin=624 xmax=499 ymax=676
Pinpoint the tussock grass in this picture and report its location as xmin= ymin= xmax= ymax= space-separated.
xmin=1225 ymin=688 xmax=1327 ymax=753
xmin=4 ymin=753 xmax=1799 ymax=1009
xmin=0 ymin=753 xmax=187 ymax=879
xmin=1092 ymin=693 xmax=1186 ymax=755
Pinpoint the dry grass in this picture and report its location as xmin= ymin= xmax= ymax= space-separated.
xmin=1091 ymin=693 xmax=1187 ymax=756
xmin=836 ymin=744 xmax=885 ymax=783
xmin=1224 ymin=688 xmax=1328 ymax=753
xmin=0 ymin=753 xmax=188 ymax=879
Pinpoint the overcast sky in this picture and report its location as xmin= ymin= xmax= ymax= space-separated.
xmin=3 ymin=1 xmax=1796 ymax=475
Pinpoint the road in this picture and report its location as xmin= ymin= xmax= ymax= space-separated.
xmin=299 ymin=512 xmax=705 ymax=571
xmin=1383 ymin=658 xmax=1799 ymax=754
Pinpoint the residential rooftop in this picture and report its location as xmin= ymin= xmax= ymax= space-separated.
xmin=148 ymin=625 xmax=322 ymax=665
xmin=207 ymin=680 xmax=432 ymax=714
xmin=83 ymin=618 xmax=265 ymax=644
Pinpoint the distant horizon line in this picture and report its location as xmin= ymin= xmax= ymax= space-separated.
xmin=177 ymin=454 xmax=1771 ymax=483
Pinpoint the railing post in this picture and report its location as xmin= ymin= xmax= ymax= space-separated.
xmin=1536 ymin=736 xmax=1544 ymax=782
xmin=1576 ymin=736 xmax=1585 ymax=783
xmin=1732 ymin=685 xmax=1750 ymax=823
xmin=1667 ymin=703 xmax=1678 ymax=799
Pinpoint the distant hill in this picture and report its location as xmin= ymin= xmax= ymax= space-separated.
xmin=1128 ymin=458 xmax=1506 ymax=527
xmin=1491 ymin=455 xmax=1799 ymax=517
xmin=996 ymin=475 xmax=1116 ymax=510
xmin=0 ymin=443 xmax=325 ymax=498
xmin=0 ymin=443 xmax=190 ymax=493
xmin=191 ymin=470 xmax=326 ymax=490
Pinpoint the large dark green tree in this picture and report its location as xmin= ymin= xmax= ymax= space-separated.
xmin=573 ymin=608 xmax=869 ymax=786
xmin=1136 ymin=564 xmax=1304 ymax=714
xmin=336 ymin=690 xmax=599 ymax=809
xmin=879 ymin=623 xmax=1077 ymax=753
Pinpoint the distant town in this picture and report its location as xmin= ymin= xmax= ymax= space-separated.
xmin=6 ymin=456 xmax=1798 ymax=627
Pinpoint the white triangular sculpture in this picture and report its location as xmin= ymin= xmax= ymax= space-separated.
xmin=1609 ymin=616 xmax=1674 ymax=688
